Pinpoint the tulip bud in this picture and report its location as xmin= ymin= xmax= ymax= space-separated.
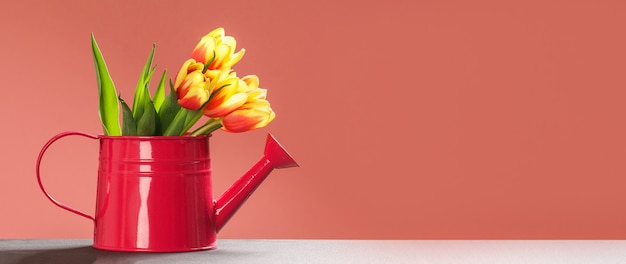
xmin=174 ymin=59 xmax=209 ymax=110
xmin=190 ymin=27 xmax=245 ymax=71
xmin=222 ymin=101 xmax=276 ymax=132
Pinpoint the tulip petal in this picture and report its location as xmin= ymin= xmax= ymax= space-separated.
xmin=204 ymin=92 xmax=247 ymax=117
xmin=209 ymin=27 xmax=225 ymax=38
xmin=222 ymin=107 xmax=275 ymax=132
xmin=191 ymin=36 xmax=216 ymax=64
xmin=177 ymin=81 xmax=209 ymax=110
xmin=174 ymin=59 xmax=203 ymax=89
xmin=211 ymin=44 xmax=231 ymax=69
xmin=241 ymin=75 xmax=259 ymax=89
xmin=225 ymin=48 xmax=245 ymax=68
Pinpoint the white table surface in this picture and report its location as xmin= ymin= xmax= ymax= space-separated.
xmin=1 ymin=239 xmax=626 ymax=263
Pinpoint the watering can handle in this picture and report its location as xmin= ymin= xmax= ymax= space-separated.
xmin=36 ymin=131 xmax=98 ymax=222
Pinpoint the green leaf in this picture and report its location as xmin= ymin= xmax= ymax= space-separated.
xmin=190 ymin=118 xmax=223 ymax=136
xmin=136 ymin=100 xmax=157 ymax=136
xmin=162 ymin=108 xmax=188 ymax=136
xmin=132 ymin=45 xmax=156 ymax=121
xmin=119 ymin=96 xmax=137 ymax=136
xmin=91 ymin=34 xmax=121 ymax=136
xmin=153 ymin=69 xmax=167 ymax=112
xmin=181 ymin=109 xmax=203 ymax=134
xmin=157 ymin=81 xmax=181 ymax=134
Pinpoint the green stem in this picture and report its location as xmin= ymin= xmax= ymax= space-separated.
xmin=190 ymin=118 xmax=223 ymax=136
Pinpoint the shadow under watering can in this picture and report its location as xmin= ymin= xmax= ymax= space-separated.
xmin=36 ymin=132 xmax=298 ymax=252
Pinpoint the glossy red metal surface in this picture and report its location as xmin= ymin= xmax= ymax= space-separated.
xmin=214 ymin=134 xmax=299 ymax=232
xmin=94 ymin=135 xmax=215 ymax=252
xmin=36 ymin=132 xmax=298 ymax=252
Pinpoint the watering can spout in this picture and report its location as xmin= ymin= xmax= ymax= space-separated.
xmin=214 ymin=133 xmax=298 ymax=232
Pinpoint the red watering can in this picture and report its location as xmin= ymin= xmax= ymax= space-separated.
xmin=36 ymin=132 xmax=298 ymax=252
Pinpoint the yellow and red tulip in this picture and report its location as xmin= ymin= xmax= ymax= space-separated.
xmin=173 ymin=59 xmax=209 ymax=110
xmin=190 ymin=28 xmax=245 ymax=71
xmin=202 ymin=76 xmax=248 ymax=118
xmin=222 ymin=100 xmax=275 ymax=133
xmin=220 ymin=75 xmax=275 ymax=133
xmin=190 ymin=74 xmax=275 ymax=135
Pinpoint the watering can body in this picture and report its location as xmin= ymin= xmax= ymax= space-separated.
xmin=36 ymin=132 xmax=298 ymax=252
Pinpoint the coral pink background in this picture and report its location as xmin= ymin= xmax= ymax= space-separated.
xmin=2 ymin=0 xmax=626 ymax=239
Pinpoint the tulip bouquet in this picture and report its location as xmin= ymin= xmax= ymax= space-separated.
xmin=92 ymin=28 xmax=275 ymax=136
